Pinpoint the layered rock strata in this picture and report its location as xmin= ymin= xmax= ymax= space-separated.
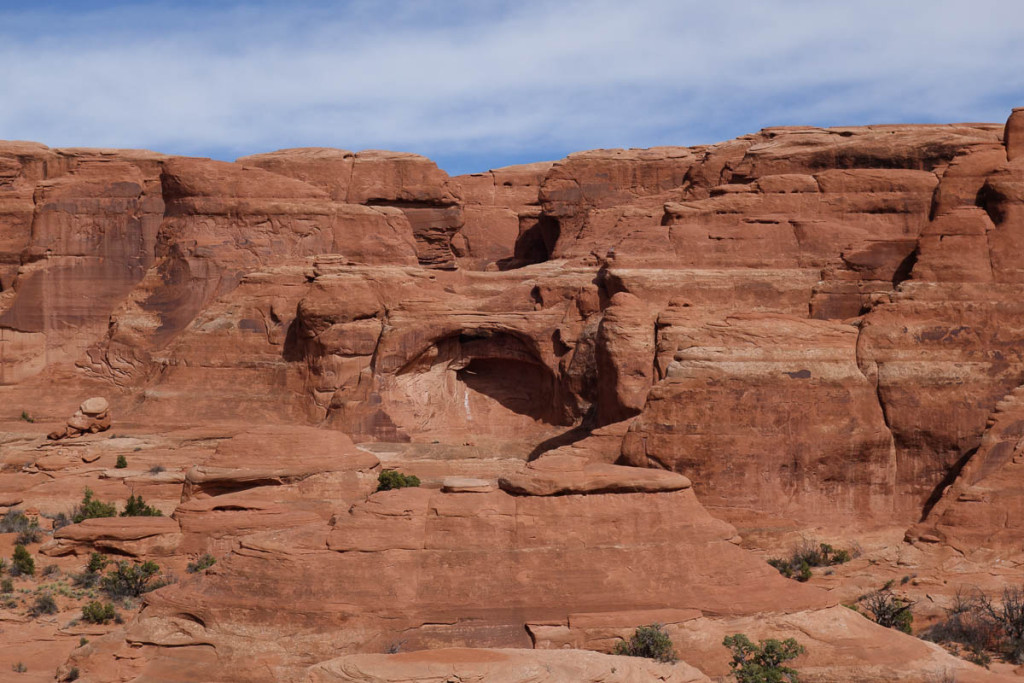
xmin=2 ymin=110 xmax=1024 ymax=681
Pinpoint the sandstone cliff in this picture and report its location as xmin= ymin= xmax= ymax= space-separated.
xmin=1 ymin=110 xmax=1023 ymax=680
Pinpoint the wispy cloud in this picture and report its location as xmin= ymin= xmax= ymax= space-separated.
xmin=1 ymin=0 xmax=1022 ymax=174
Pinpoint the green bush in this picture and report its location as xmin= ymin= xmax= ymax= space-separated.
xmin=101 ymin=560 xmax=166 ymax=598
xmin=11 ymin=544 xmax=34 ymax=576
xmin=87 ymin=552 xmax=109 ymax=573
xmin=186 ymin=554 xmax=216 ymax=573
xmin=1 ymin=578 xmax=13 ymax=593
xmin=614 ymin=623 xmax=677 ymax=663
xmin=65 ymin=666 xmax=80 ymax=682
xmin=72 ymin=489 xmax=117 ymax=523
xmin=12 ymin=661 xmax=26 ymax=673
xmin=81 ymin=601 xmax=117 ymax=624
xmin=115 ymin=454 xmax=128 ymax=469
xmin=72 ymin=552 xmax=110 ymax=588
xmin=20 ymin=410 xmax=34 ymax=423
xmin=29 ymin=592 xmax=58 ymax=617
xmin=767 ymin=540 xmax=852 ymax=582
xmin=724 ymin=633 xmax=804 ymax=682
xmin=120 ymin=493 xmax=162 ymax=517
xmin=376 ymin=469 xmax=421 ymax=492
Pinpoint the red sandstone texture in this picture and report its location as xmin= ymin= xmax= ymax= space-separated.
xmin=1 ymin=111 xmax=1024 ymax=680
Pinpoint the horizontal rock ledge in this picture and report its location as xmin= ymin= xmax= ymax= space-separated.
xmin=499 ymin=455 xmax=691 ymax=496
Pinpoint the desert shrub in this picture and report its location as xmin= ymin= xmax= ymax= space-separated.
xmin=48 ymin=512 xmax=72 ymax=532
xmin=87 ymin=552 xmax=109 ymax=573
xmin=81 ymin=600 xmax=117 ymax=624
xmin=72 ymin=570 xmax=100 ymax=588
xmin=982 ymin=585 xmax=1024 ymax=663
xmin=78 ymin=636 xmax=89 ymax=647
xmin=1 ymin=510 xmax=41 ymax=544
xmin=0 ymin=509 xmax=30 ymax=533
xmin=72 ymin=488 xmax=117 ymax=523
xmin=860 ymin=585 xmax=913 ymax=634
xmin=11 ymin=544 xmax=34 ymax=576
xmin=115 ymin=454 xmax=127 ymax=468
xmin=767 ymin=539 xmax=852 ymax=582
xmin=28 ymin=592 xmax=58 ymax=617
xmin=41 ymin=564 xmax=59 ymax=578
xmin=12 ymin=661 xmax=26 ymax=672
xmin=923 ymin=588 xmax=1000 ymax=666
xmin=15 ymin=524 xmax=41 ymax=545
xmin=613 ymin=623 xmax=676 ymax=663
xmin=120 ymin=493 xmax=162 ymax=517
xmin=724 ymin=633 xmax=804 ymax=682
xmin=149 ymin=464 xmax=166 ymax=474
xmin=1 ymin=578 xmax=13 ymax=593
xmin=20 ymin=410 xmax=34 ymax=423
xmin=71 ymin=553 xmax=105 ymax=589
xmin=924 ymin=585 xmax=1024 ymax=665
xmin=376 ymin=469 xmax=421 ymax=492
xmin=65 ymin=667 xmax=80 ymax=682
xmin=101 ymin=560 xmax=166 ymax=598
xmin=186 ymin=554 xmax=216 ymax=573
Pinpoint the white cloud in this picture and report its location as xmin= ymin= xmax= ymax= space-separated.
xmin=0 ymin=0 xmax=1022 ymax=174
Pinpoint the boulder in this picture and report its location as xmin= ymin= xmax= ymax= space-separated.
xmin=47 ymin=397 xmax=111 ymax=440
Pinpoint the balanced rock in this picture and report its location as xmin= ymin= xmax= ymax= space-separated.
xmin=47 ymin=396 xmax=111 ymax=440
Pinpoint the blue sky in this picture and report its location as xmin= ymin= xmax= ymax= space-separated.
xmin=1 ymin=0 xmax=1022 ymax=176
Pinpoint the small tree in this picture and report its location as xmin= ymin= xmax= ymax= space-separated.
xmin=376 ymin=469 xmax=421 ymax=492
xmin=73 ymin=552 xmax=109 ymax=588
xmin=11 ymin=544 xmax=34 ymax=576
xmin=982 ymin=586 xmax=1024 ymax=663
xmin=101 ymin=560 xmax=164 ymax=598
xmin=614 ymin=623 xmax=677 ymax=663
xmin=87 ymin=552 xmax=109 ymax=574
xmin=120 ymin=494 xmax=162 ymax=517
xmin=115 ymin=454 xmax=128 ymax=469
xmin=72 ymin=489 xmax=117 ymax=523
xmin=81 ymin=601 xmax=117 ymax=624
xmin=861 ymin=586 xmax=914 ymax=634
xmin=724 ymin=633 xmax=804 ymax=683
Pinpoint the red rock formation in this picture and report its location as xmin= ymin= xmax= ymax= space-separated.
xmin=2 ymin=109 xmax=1024 ymax=681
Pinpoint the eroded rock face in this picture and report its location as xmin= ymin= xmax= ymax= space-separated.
xmin=2 ymin=110 xmax=1024 ymax=682
xmin=67 ymin=481 xmax=828 ymax=680
xmin=307 ymin=648 xmax=711 ymax=683
xmin=622 ymin=312 xmax=897 ymax=523
xmin=907 ymin=384 xmax=1024 ymax=555
xmin=2 ymin=118 xmax=1020 ymax=523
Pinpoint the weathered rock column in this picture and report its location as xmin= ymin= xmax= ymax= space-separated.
xmin=1006 ymin=107 xmax=1024 ymax=161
